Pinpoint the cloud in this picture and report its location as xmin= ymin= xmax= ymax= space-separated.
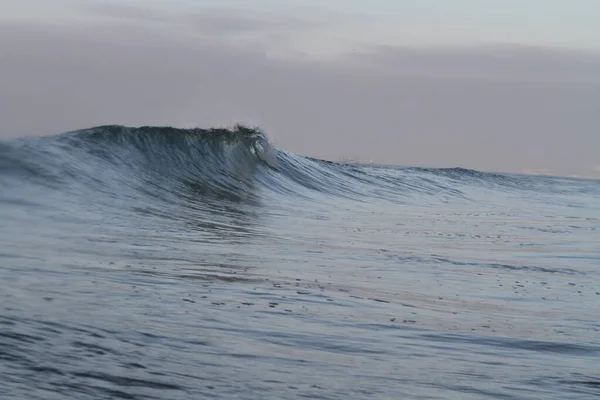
xmin=78 ymin=3 xmax=366 ymax=58
xmin=82 ymin=4 xmax=600 ymax=82
xmin=85 ymin=3 xmax=317 ymax=33
xmin=344 ymin=44 xmax=600 ymax=83
xmin=83 ymin=3 xmax=170 ymax=23
xmin=189 ymin=8 xmax=318 ymax=36
xmin=0 ymin=15 xmax=599 ymax=177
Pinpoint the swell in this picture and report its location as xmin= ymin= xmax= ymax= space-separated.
xmin=1 ymin=125 xmax=596 ymax=210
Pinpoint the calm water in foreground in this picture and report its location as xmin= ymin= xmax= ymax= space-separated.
xmin=1 ymin=125 xmax=599 ymax=399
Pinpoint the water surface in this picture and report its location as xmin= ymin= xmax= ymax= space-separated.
xmin=1 ymin=125 xmax=599 ymax=399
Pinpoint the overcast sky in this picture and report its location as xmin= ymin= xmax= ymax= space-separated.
xmin=1 ymin=0 xmax=599 ymax=177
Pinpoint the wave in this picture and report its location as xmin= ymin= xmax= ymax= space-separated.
xmin=1 ymin=125 xmax=275 ymax=205
xmin=1 ymin=125 xmax=596 ymax=210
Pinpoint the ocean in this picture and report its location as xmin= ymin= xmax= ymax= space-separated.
xmin=1 ymin=125 xmax=599 ymax=399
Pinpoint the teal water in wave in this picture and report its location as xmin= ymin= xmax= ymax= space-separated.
xmin=1 ymin=125 xmax=599 ymax=399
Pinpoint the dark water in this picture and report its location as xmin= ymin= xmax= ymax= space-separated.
xmin=1 ymin=125 xmax=599 ymax=399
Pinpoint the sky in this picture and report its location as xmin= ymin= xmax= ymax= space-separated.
xmin=0 ymin=0 xmax=599 ymax=177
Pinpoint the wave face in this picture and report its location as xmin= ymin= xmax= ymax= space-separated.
xmin=1 ymin=125 xmax=600 ymax=400
xmin=1 ymin=125 xmax=274 ymax=202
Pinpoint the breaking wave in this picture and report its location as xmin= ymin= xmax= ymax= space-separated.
xmin=1 ymin=125 xmax=597 ymax=210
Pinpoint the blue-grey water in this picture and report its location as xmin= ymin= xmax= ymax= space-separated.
xmin=1 ymin=125 xmax=599 ymax=399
